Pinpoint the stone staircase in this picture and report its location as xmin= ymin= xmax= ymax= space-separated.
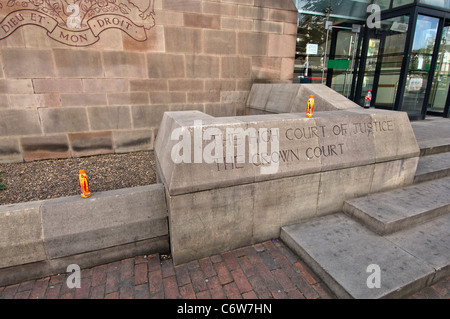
xmin=281 ymin=118 xmax=450 ymax=299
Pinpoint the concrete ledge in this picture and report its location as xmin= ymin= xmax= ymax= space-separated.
xmin=0 ymin=184 xmax=168 ymax=286
xmin=0 ymin=201 xmax=47 ymax=269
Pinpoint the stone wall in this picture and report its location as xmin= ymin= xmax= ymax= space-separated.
xmin=0 ymin=0 xmax=298 ymax=163
xmin=155 ymin=84 xmax=421 ymax=265
xmin=0 ymin=184 xmax=169 ymax=286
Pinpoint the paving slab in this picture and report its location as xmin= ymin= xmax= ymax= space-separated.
xmin=0 ymin=239 xmax=337 ymax=300
xmin=344 ymin=177 xmax=450 ymax=235
xmin=0 ymin=238 xmax=449 ymax=299
xmin=281 ymin=213 xmax=436 ymax=299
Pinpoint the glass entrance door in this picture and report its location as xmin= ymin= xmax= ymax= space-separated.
xmin=329 ymin=29 xmax=361 ymax=98
xmin=427 ymin=19 xmax=450 ymax=115
xmin=402 ymin=15 xmax=440 ymax=119
xmin=358 ymin=16 xmax=410 ymax=109
xmin=357 ymin=37 xmax=380 ymax=106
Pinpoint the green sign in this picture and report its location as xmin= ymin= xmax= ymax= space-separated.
xmin=328 ymin=59 xmax=350 ymax=69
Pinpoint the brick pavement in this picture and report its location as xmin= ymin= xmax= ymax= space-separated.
xmin=0 ymin=239 xmax=448 ymax=299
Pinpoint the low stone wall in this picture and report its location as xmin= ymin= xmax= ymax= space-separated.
xmin=0 ymin=184 xmax=168 ymax=286
xmin=155 ymin=89 xmax=420 ymax=265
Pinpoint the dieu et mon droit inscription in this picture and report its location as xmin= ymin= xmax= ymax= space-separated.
xmin=0 ymin=0 xmax=155 ymax=46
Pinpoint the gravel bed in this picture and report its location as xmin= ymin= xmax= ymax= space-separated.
xmin=0 ymin=151 xmax=157 ymax=205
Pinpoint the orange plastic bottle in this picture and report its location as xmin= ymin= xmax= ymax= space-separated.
xmin=78 ymin=169 xmax=91 ymax=198
xmin=306 ymin=95 xmax=314 ymax=118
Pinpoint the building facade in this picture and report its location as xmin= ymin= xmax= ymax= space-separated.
xmin=1 ymin=0 xmax=448 ymax=164
xmin=0 ymin=0 xmax=298 ymax=163
xmin=293 ymin=0 xmax=450 ymax=120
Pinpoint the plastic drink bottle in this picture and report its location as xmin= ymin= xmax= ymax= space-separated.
xmin=364 ymin=89 xmax=372 ymax=108
xmin=78 ymin=169 xmax=91 ymax=198
xmin=306 ymin=95 xmax=314 ymax=118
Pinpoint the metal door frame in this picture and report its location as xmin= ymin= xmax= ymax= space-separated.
xmin=426 ymin=13 xmax=450 ymax=118
xmin=323 ymin=21 xmax=362 ymax=99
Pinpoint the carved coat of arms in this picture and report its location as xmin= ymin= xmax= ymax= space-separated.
xmin=0 ymin=0 xmax=155 ymax=46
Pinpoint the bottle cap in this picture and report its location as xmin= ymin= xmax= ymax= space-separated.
xmin=79 ymin=169 xmax=85 ymax=174
xmin=309 ymin=95 xmax=314 ymax=98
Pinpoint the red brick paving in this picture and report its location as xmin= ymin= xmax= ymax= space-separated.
xmin=0 ymin=239 xmax=448 ymax=299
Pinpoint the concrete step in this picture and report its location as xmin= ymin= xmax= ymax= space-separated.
xmin=418 ymin=138 xmax=450 ymax=156
xmin=414 ymin=151 xmax=450 ymax=184
xmin=411 ymin=118 xmax=450 ymax=156
xmin=280 ymin=213 xmax=450 ymax=299
xmin=343 ymin=177 xmax=450 ymax=235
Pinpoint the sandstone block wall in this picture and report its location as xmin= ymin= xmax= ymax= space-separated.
xmin=0 ymin=0 xmax=298 ymax=163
